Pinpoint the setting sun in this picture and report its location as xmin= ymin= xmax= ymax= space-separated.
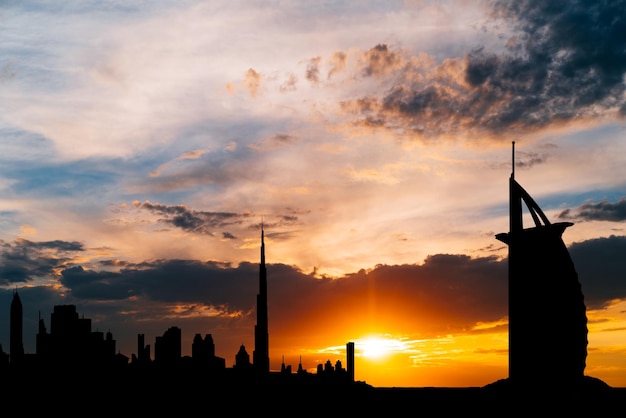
xmin=356 ymin=336 xmax=407 ymax=360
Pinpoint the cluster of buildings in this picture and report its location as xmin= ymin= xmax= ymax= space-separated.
xmin=0 ymin=227 xmax=356 ymax=387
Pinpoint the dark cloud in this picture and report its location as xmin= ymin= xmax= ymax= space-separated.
xmin=29 ymin=240 xmax=84 ymax=252
xmin=54 ymin=254 xmax=509 ymax=339
xmin=138 ymin=201 xmax=248 ymax=234
xmin=61 ymin=266 xmax=127 ymax=300
xmin=133 ymin=201 xmax=303 ymax=239
xmin=49 ymin=236 xmax=626 ymax=344
xmin=60 ymin=259 xmax=257 ymax=311
xmin=0 ymin=238 xmax=84 ymax=285
xmin=3 ymin=233 xmax=626 ymax=359
xmin=342 ymin=0 xmax=626 ymax=140
xmin=479 ymin=0 xmax=626 ymax=123
xmin=558 ymin=197 xmax=626 ymax=222
xmin=99 ymin=259 xmax=130 ymax=268
xmin=304 ymin=254 xmax=510 ymax=333
xmin=9 ymin=236 xmax=626 ymax=326
xmin=569 ymin=235 xmax=626 ymax=308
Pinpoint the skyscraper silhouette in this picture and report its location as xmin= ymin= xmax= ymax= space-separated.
xmin=347 ymin=341 xmax=355 ymax=382
xmin=253 ymin=223 xmax=270 ymax=373
xmin=10 ymin=289 xmax=24 ymax=365
xmin=496 ymin=142 xmax=588 ymax=387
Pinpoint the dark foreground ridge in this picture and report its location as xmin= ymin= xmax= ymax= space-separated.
xmin=2 ymin=366 xmax=625 ymax=414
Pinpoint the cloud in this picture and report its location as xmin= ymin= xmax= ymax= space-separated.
xmin=60 ymin=259 xmax=257 ymax=311
xmin=360 ymin=44 xmax=405 ymax=77
xmin=569 ymin=235 xmax=626 ymax=308
xmin=341 ymin=164 xmax=401 ymax=185
xmin=61 ymin=266 xmax=126 ymax=300
xmin=222 ymin=232 xmax=236 ymax=240
xmin=248 ymin=133 xmax=299 ymax=152
xmin=306 ymin=57 xmax=321 ymax=83
xmin=45 ymin=237 xmax=626 ymax=340
xmin=557 ymin=197 xmax=626 ymax=222
xmin=134 ymin=148 xmax=261 ymax=193
xmin=467 ymin=0 xmax=626 ymax=125
xmin=46 ymin=252 xmax=511 ymax=338
xmin=0 ymin=238 xmax=85 ymax=285
xmin=150 ymin=149 xmax=210 ymax=177
xmin=337 ymin=0 xmax=626 ymax=142
xmin=3 ymin=229 xmax=626 ymax=361
xmin=279 ymin=73 xmax=298 ymax=92
xmin=328 ymin=51 xmax=347 ymax=79
xmin=135 ymin=201 xmax=250 ymax=235
xmin=244 ymin=68 xmax=262 ymax=97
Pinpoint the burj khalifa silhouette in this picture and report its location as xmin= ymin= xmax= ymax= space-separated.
xmin=253 ymin=222 xmax=270 ymax=373
xmin=492 ymin=142 xmax=606 ymax=391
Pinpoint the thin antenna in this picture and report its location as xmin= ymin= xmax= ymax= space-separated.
xmin=511 ymin=141 xmax=515 ymax=179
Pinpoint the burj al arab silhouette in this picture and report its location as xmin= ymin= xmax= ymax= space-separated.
xmin=495 ymin=141 xmax=592 ymax=390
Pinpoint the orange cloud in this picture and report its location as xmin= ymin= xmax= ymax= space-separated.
xmin=244 ymin=68 xmax=262 ymax=97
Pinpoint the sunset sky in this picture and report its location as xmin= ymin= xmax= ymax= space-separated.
xmin=1 ymin=0 xmax=626 ymax=388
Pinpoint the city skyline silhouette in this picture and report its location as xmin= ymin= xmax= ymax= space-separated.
xmin=1 ymin=227 xmax=357 ymax=382
xmin=2 ymin=144 xmax=626 ymax=412
xmin=3 ymin=0 xmax=626 ymax=394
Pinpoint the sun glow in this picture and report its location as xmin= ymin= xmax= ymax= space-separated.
xmin=356 ymin=336 xmax=407 ymax=359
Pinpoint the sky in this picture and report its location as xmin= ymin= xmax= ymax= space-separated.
xmin=1 ymin=0 xmax=626 ymax=388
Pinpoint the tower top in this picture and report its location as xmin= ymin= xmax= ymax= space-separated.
xmin=511 ymin=141 xmax=515 ymax=180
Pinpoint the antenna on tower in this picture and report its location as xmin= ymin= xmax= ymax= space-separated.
xmin=512 ymin=140 xmax=516 ymax=179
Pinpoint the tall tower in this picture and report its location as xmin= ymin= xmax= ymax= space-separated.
xmin=346 ymin=341 xmax=355 ymax=382
xmin=253 ymin=223 xmax=270 ymax=373
xmin=10 ymin=289 xmax=25 ymax=364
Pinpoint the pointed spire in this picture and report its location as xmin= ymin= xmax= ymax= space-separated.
xmin=261 ymin=220 xmax=265 ymax=266
xmin=253 ymin=217 xmax=270 ymax=373
xmin=511 ymin=140 xmax=515 ymax=180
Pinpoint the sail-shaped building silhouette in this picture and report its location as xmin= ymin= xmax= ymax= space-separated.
xmin=495 ymin=142 xmax=588 ymax=388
